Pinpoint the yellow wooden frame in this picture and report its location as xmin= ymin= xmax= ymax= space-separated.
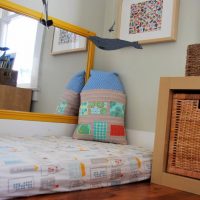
xmin=0 ymin=0 xmax=96 ymax=124
xmin=151 ymin=77 xmax=200 ymax=195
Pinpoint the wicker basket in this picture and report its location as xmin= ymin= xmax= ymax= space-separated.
xmin=185 ymin=44 xmax=200 ymax=76
xmin=167 ymin=93 xmax=200 ymax=179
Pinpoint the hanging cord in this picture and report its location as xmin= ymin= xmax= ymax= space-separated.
xmin=40 ymin=0 xmax=53 ymax=28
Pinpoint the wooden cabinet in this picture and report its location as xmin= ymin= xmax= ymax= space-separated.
xmin=0 ymin=85 xmax=32 ymax=112
xmin=151 ymin=77 xmax=200 ymax=195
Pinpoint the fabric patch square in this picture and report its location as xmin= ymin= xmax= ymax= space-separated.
xmin=80 ymin=102 xmax=89 ymax=116
xmin=94 ymin=121 xmax=107 ymax=140
xmin=129 ymin=0 xmax=163 ymax=34
xmin=88 ymin=102 xmax=107 ymax=115
xmin=68 ymin=162 xmax=82 ymax=179
xmin=110 ymin=125 xmax=125 ymax=136
xmin=56 ymin=101 xmax=67 ymax=114
xmin=77 ymin=124 xmax=91 ymax=135
xmin=110 ymin=102 xmax=125 ymax=118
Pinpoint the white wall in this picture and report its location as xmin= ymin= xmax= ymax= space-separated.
xmin=95 ymin=0 xmax=200 ymax=132
xmin=10 ymin=0 xmax=107 ymax=113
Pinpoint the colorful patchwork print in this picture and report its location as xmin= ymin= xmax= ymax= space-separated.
xmin=73 ymin=70 xmax=127 ymax=144
xmin=56 ymin=101 xmax=67 ymax=114
xmin=89 ymin=102 xmax=107 ymax=115
xmin=80 ymin=102 xmax=89 ymax=116
xmin=110 ymin=125 xmax=125 ymax=137
xmin=0 ymin=136 xmax=152 ymax=198
xmin=80 ymin=102 xmax=107 ymax=116
xmin=77 ymin=124 xmax=91 ymax=135
xmin=129 ymin=0 xmax=163 ymax=34
xmin=73 ymin=90 xmax=127 ymax=144
xmin=110 ymin=102 xmax=125 ymax=118
xmin=56 ymin=71 xmax=85 ymax=116
xmin=94 ymin=121 xmax=108 ymax=140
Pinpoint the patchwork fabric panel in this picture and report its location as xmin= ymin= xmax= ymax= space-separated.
xmin=56 ymin=71 xmax=85 ymax=116
xmin=94 ymin=121 xmax=108 ymax=141
xmin=77 ymin=124 xmax=91 ymax=135
xmin=56 ymin=90 xmax=80 ymax=116
xmin=0 ymin=136 xmax=152 ymax=199
xmin=73 ymin=70 xmax=127 ymax=144
xmin=110 ymin=102 xmax=125 ymax=117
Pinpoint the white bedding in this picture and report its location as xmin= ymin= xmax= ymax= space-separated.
xmin=0 ymin=136 xmax=152 ymax=199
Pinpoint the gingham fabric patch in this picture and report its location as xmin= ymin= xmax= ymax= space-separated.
xmin=94 ymin=121 xmax=107 ymax=140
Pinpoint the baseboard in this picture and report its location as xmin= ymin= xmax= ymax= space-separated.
xmin=127 ymin=129 xmax=155 ymax=151
xmin=0 ymin=119 xmax=76 ymax=137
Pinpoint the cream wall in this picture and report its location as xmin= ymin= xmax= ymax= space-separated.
xmin=95 ymin=0 xmax=200 ymax=132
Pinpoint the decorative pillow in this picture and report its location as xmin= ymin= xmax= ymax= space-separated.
xmin=56 ymin=70 xmax=85 ymax=116
xmin=73 ymin=70 xmax=127 ymax=144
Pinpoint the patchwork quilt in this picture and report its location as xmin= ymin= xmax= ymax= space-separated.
xmin=0 ymin=136 xmax=152 ymax=199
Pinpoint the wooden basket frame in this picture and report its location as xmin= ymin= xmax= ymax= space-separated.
xmin=151 ymin=77 xmax=200 ymax=195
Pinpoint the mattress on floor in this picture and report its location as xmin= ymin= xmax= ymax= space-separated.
xmin=0 ymin=136 xmax=152 ymax=199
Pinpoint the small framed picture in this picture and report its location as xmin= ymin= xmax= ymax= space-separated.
xmin=119 ymin=0 xmax=180 ymax=44
xmin=51 ymin=27 xmax=87 ymax=55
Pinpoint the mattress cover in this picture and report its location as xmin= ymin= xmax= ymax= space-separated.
xmin=0 ymin=136 xmax=152 ymax=199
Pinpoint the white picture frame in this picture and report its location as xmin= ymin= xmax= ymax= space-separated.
xmin=51 ymin=27 xmax=87 ymax=55
xmin=119 ymin=0 xmax=179 ymax=44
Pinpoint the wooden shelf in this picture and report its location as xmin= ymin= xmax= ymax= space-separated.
xmin=151 ymin=76 xmax=200 ymax=195
xmin=0 ymin=84 xmax=32 ymax=112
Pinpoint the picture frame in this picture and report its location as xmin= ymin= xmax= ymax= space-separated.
xmin=51 ymin=27 xmax=87 ymax=55
xmin=119 ymin=0 xmax=180 ymax=44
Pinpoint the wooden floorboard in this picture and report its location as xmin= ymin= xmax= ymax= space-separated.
xmin=17 ymin=182 xmax=199 ymax=200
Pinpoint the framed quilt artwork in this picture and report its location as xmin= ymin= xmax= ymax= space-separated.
xmin=51 ymin=27 xmax=87 ymax=55
xmin=119 ymin=0 xmax=180 ymax=44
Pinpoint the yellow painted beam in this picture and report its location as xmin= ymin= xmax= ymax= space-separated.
xmin=85 ymin=40 xmax=96 ymax=81
xmin=0 ymin=110 xmax=78 ymax=124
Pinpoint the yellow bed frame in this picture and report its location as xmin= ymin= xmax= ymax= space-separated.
xmin=0 ymin=0 xmax=96 ymax=124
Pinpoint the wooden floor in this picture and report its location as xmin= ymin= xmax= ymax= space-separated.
xmin=18 ymin=182 xmax=199 ymax=200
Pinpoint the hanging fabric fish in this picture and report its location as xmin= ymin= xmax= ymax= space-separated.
xmin=88 ymin=36 xmax=142 ymax=50
xmin=0 ymin=47 xmax=9 ymax=51
xmin=40 ymin=0 xmax=53 ymax=27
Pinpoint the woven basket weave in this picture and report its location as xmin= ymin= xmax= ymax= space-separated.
xmin=167 ymin=93 xmax=200 ymax=179
xmin=185 ymin=44 xmax=200 ymax=76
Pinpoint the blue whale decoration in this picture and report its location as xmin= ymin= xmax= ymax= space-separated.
xmin=0 ymin=47 xmax=9 ymax=51
xmin=88 ymin=36 xmax=142 ymax=50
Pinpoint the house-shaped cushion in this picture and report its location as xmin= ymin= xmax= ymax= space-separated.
xmin=56 ymin=70 xmax=85 ymax=116
xmin=73 ymin=70 xmax=127 ymax=144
